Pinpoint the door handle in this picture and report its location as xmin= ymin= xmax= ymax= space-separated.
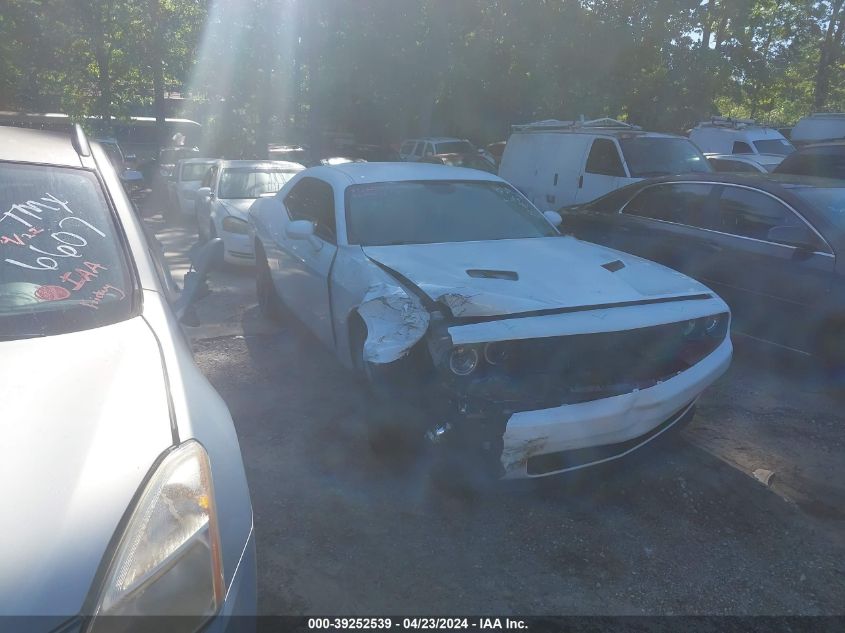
xmin=702 ymin=240 xmax=723 ymax=252
xmin=578 ymin=175 xmax=584 ymax=188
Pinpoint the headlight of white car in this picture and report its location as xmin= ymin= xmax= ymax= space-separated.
xmin=87 ymin=440 xmax=224 ymax=631
xmin=222 ymin=216 xmax=250 ymax=235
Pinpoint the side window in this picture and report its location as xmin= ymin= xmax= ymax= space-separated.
xmin=284 ymin=177 xmax=337 ymax=243
xmin=424 ymin=143 xmax=435 ymax=157
xmin=585 ymin=139 xmax=626 ymax=177
xmin=413 ymin=142 xmax=425 ymax=157
xmin=732 ymin=141 xmax=753 ymax=154
xmin=716 ymin=187 xmax=800 ymax=241
xmin=400 ymin=141 xmax=415 ymax=156
xmin=622 ymin=183 xmax=715 ymax=228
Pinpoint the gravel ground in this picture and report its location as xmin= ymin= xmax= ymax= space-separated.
xmin=150 ymin=211 xmax=845 ymax=615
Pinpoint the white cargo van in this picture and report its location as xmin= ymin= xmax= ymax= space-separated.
xmin=791 ymin=113 xmax=845 ymax=145
xmin=689 ymin=117 xmax=794 ymax=156
xmin=498 ymin=119 xmax=711 ymax=210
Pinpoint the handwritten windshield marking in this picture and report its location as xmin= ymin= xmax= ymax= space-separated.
xmin=2 ymin=192 xmax=109 ymax=271
xmin=80 ymin=284 xmax=125 ymax=310
xmin=34 ymin=285 xmax=72 ymax=301
xmin=60 ymin=261 xmax=107 ymax=292
xmin=1 ymin=227 xmax=44 ymax=246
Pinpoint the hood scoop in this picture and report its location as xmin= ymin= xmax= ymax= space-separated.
xmin=602 ymin=259 xmax=626 ymax=273
xmin=466 ymin=269 xmax=519 ymax=281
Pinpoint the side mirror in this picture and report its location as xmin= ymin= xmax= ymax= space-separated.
xmin=196 ymin=186 xmax=212 ymax=200
xmin=175 ymin=238 xmax=223 ymax=326
xmin=286 ymin=219 xmax=315 ymax=240
xmin=767 ymin=224 xmax=820 ymax=251
xmin=544 ymin=210 xmax=563 ymax=227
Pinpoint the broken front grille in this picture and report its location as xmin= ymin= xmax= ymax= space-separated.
xmin=450 ymin=317 xmax=727 ymax=412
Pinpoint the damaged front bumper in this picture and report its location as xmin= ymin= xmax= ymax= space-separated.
xmin=498 ymin=336 xmax=732 ymax=478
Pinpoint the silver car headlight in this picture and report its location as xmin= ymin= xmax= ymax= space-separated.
xmin=87 ymin=440 xmax=224 ymax=630
xmin=222 ymin=216 xmax=250 ymax=235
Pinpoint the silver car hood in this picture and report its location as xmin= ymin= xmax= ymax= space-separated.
xmin=219 ymin=198 xmax=254 ymax=219
xmin=0 ymin=316 xmax=173 ymax=616
xmin=362 ymin=236 xmax=712 ymax=318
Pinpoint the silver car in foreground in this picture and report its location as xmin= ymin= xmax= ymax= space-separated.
xmin=0 ymin=125 xmax=256 ymax=629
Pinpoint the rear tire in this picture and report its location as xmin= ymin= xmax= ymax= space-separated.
xmin=815 ymin=319 xmax=845 ymax=380
xmin=256 ymin=243 xmax=287 ymax=322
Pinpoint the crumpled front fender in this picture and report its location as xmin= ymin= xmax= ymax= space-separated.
xmin=356 ymin=282 xmax=431 ymax=364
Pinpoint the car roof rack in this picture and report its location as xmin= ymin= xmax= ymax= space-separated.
xmin=71 ymin=123 xmax=92 ymax=157
xmin=696 ymin=116 xmax=760 ymax=129
xmin=511 ymin=117 xmax=642 ymax=133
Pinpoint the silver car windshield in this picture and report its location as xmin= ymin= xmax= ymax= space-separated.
xmin=345 ymin=180 xmax=558 ymax=246
xmin=181 ymin=162 xmax=213 ymax=181
xmin=0 ymin=162 xmax=135 ymax=339
xmin=218 ymin=168 xmax=294 ymax=199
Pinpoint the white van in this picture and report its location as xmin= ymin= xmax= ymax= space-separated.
xmin=689 ymin=117 xmax=794 ymax=157
xmin=791 ymin=113 xmax=845 ymax=145
xmin=498 ymin=119 xmax=711 ymax=210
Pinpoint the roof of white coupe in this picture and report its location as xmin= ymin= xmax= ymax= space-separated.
xmin=324 ymin=162 xmax=503 ymax=185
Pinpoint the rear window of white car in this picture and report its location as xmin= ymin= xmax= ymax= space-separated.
xmin=0 ymin=162 xmax=135 ymax=339
xmin=620 ymin=137 xmax=712 ymax=178
xmin=753 ymin=139 xmax=795 ymax=156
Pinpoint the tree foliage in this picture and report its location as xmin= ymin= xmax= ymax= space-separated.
xmin=3 ymin=0 xmax=845 ymax=153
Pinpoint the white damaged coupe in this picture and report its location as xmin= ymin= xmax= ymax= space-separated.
xmin=249 ymin=164 xmax=732 ymax=478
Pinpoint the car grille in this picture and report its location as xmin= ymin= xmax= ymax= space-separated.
xmin=455 ymin=318 xmax=726 ymax=411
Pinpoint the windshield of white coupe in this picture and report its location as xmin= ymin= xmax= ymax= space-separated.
xmin=345 ymin=180 xmax=558 ymax=246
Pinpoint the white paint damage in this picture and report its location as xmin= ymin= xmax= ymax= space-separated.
xmin=361 ymin=236 xmax=712 ymax=319
xmin=356 ymin=282 xmax=430 ymax=364
xmin=499 ymin=337 xmax=733 ymax=478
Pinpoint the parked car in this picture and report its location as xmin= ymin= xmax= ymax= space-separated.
xmin=705 ymin=152 xmax=784 ymax=173
xmin=0 ymin=125 xmax=255 ymax=621
xmin=249 ymin=163 xmax=731 ymax=479
xmin=689 ymin=117 xmax=795 ymax=157
xmin=420 ymin=152 xmax=497 ymax=173
xmin=344 ymin=143 xmax=400 ymax=162
xmin=791 ymin=113 xmax=845 ymax=145
xmin=268 ymin=143 xmax=313 ymax=164
xmin=399 ymin=137 xmax=477 ymax=161
xmin=315 ymin=156 xmax=367 ymax=166
xmin=486 ymin=141 xmax=507 ymax=165
xmin=774 ymin=141 xmax=845 ymax=180
xmin=196 ymin=159 xmax=305 ymax=264
xmin=158 ymin=145 xmax=201 ymax=179
xmin=96 ymin=137 xmax=146 ymax=202
xmin=168 ymin=157 xmax=218 ymax=218
xmin=561 ymin=173 xmax=845 ymax=368
xmin=499 ymin=118 xmax=712 ymax=210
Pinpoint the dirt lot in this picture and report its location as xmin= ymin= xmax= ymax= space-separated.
xmin=152 ymin=213 xmax=845 ymax=615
